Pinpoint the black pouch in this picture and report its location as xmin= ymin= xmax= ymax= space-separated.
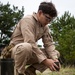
xmin=54 ymin=62 xmax=60 ymax=71
xmin=0 ymin=58 xmax=14 ymax=75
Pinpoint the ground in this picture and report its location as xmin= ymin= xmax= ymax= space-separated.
xmin=37 ymin=67 xmax=75 ymax=75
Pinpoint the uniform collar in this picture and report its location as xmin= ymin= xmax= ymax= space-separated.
xmin=32 ymin=12 xmax=43 ymax=27
xmin=32 ymin=12 xmax=38 ymax=22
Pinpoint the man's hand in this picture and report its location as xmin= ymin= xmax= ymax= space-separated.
xmin=42 ymin=59 xmax=61 ymax=71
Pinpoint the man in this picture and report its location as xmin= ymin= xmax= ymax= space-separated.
xmin=10 ymin=1 xmax=61 ymax=75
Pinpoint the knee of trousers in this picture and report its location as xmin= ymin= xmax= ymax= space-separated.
xmin=12 ymin=43 xmax=32 ymax=57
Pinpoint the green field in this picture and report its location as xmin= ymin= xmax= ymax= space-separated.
xmin=37 ymin=66 xmax=75 ymax=75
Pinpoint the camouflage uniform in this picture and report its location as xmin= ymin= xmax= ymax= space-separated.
xmin=10 ymin=13 xmax=60 ymax=74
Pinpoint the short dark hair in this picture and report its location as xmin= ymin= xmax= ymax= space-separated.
xmin=38 ymin=2 xmax=57 ymax=17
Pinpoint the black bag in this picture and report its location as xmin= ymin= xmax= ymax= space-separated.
xmin=0 ymin=58 xmax=14 ymax=75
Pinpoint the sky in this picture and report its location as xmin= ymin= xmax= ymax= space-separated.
xmin=0 ymin=0 xmax=75 ymax=46
xmin=1 ymin=0 xmax=75 ymax=17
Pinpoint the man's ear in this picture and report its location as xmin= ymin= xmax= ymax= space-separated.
xmin=38 ymin=10 xmax=43 ymax=15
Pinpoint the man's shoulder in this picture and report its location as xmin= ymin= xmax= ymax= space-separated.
xmin=20 ymin=14 xmax=34 ymax=23
xmin=23 ymin=14 xmax=33 ymax=20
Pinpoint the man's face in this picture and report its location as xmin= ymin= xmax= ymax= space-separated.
xmin=38 ymin=11 xmax=53 ymax=26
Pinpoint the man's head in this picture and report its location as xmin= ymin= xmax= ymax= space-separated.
xmin=37 ymin=2 xmax=57 ymax=26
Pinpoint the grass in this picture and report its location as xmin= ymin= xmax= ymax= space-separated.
xmin=37 ymin=66 xmax=75 ymax=75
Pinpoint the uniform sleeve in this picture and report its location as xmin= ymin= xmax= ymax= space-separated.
xmin=20 ymin=18 xmax=47 ymax=63
xmin=42 ymin=26 xmax=60 ymax=59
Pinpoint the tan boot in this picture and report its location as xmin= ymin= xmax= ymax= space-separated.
xmin=25 ymin=66 xmax=36 ymax=75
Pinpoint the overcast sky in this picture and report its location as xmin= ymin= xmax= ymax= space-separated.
xmin=1 ymin=0 xmax=75 ymax=17
xmin=1 ymin=0 xmax=75 ymax=46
